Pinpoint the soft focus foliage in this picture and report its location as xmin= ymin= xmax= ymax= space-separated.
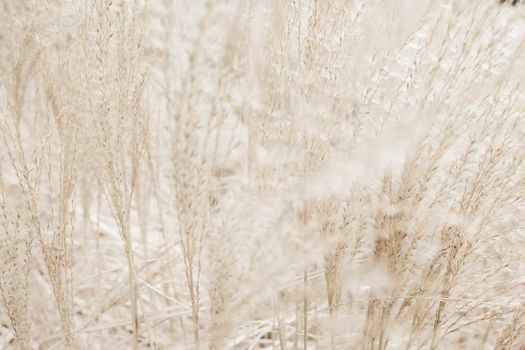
xmin=0 ymin=0 xmax=524 ymax=349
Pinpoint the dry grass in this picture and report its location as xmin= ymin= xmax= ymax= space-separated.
xmin=1 ymin=0 xmax=524 ymax=349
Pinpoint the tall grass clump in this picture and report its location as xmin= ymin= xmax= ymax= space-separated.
xmin=1 ymin=0 xmax=524 ymax=349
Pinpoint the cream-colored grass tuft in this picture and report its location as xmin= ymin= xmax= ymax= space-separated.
xmin=1 ymin=0 xmax=524 ymax=349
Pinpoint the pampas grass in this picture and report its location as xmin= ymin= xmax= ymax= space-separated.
xmin=1 ymin=0 xmax=524 ymax=349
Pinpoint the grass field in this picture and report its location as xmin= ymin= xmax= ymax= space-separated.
xmin=0 ymin=1 xmax=524 ymax=349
